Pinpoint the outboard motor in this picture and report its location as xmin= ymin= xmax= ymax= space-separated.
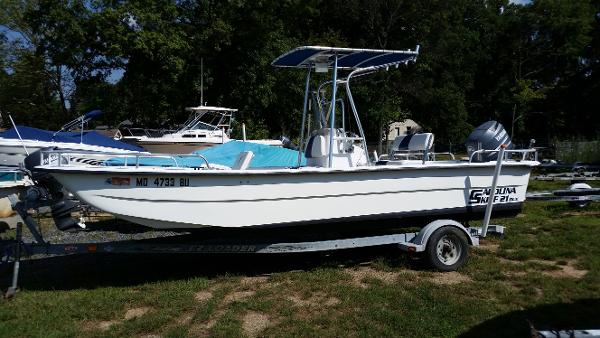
xmin=24 ymin=147 xmax=81 ymax=230
xmin=280 ymin=135 xmax=298 ymax=150
xmin=50 ymin=199 xmax=80 ymax=231
xmin=464 ymin=121 xmax=513 ymax=162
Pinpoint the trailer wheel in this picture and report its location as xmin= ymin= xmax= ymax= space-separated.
xmin=426 ymin=226 xmax=469 ymax=271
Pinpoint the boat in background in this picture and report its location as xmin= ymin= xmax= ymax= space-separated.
xmin=130 ymin=106 xmax=283 ymax=153
xmin=0 ymin=110 xmax=145 ymax=167
xmin=0 ymin=168 xmax=31 ymax=199
xmin=34 ymin=46 xmax=539 ymax=230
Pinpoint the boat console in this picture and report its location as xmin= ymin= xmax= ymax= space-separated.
xmin=305 ymin=128 xmax=367 ymax=168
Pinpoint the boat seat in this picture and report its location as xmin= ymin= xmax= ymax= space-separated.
xmin=390 ymin=133 xmax=434 ymax=160
xmin=305 ymin=135 xmax=327 ymax=158
xmin=232 ymin=151 xmax=254 ymax=170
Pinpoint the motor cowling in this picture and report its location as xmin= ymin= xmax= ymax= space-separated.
xmin=464 ymin=121 xmax=513 ymax=162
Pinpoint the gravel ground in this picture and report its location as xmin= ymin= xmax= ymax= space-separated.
xmin=19 ymin=211 xmax=184 ymax=244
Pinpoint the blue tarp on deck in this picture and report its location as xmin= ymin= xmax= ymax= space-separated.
xmin=195 ymin=140 xmax=306 ymax=168
xmin=105 ymin=140 xmax=306 ymax=168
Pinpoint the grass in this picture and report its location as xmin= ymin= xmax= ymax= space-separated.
xmin=1 ymin=179 xmax=599 ymax=337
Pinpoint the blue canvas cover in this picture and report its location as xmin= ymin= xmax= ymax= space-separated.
xmin=0 ymin=126 xmax=143 ymax=152
xmin=195 ymin=140 xmax=306 ymax=168
xmin=106 ymin=140 xmax=306 ymax=168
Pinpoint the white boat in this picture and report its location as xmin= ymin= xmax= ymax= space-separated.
xmin=134 ymin=106 xmax=282 ymax=153
xmin=34 ymin=46 xmax=539 ymax=230
xmin=0 ymin=110 xmax=145 ymax=167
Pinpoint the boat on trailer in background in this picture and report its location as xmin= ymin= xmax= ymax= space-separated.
xmin=27 ymin=46 xmax=539 ymax=271
xmin=130 ymin=105 xmax=283 ymax=153
xmin=0 ymin=110 xmax=144 ymax=167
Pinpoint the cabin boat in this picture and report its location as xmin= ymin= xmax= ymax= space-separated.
xmin=134 ymin=106 xmax=282 ymax=153
xmin=134 ymin=106 xmax=236 ymax=153
xmin=33 ymin=46 xmax=539 ymax=230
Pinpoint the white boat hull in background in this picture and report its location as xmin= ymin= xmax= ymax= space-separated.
xmin=134 ymin=139 xmax=221 ymax=154
xmin=137 ymin=137 xmax=283 ymax=153
xmin=0 ymin=139 xmax=143 ymax=167
xmin=46 ymin=161 xmax=535 ymax=229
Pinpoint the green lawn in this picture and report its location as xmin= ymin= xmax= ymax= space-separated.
xmin=1 ymin=179 xmax=599 ymax=337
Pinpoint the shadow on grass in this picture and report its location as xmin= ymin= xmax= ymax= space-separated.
xmin=0 ymin=245 xmax=419 ymax=291
xmin=2 ymin=221 xmax=431 ymax=291
xmin=459 ymin=298 xmax=600 ymax=338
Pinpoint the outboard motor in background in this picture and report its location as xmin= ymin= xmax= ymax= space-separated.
xmin=280 ymin=135 xmax=298 ymax=150
xmin=464 ymin=121 xmax=513 ymax=162
xmin=24 ymin=147 xmax=81 ymax=230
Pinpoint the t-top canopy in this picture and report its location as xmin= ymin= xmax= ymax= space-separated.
xmin=185 ymin=105 xmax=238 ymax=112
xmin=271 ymin=46 xmax=419 ymax=70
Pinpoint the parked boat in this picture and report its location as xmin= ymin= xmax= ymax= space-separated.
xmin=0 ymin=168 xmax=31 ymax=199
xmin=132 ymin=105 xmax=282 ymax=153
xmin=33 ymin=46 xmax=539 ymax=230
xmin=0 ymin=110 xmax=144 ymax=167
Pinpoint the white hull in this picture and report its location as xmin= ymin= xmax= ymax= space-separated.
xmin=137 ymin=137 xmax=283 ymax=153
xmin=135 ymin=139 xmax=220 ymax=153
xmin=0 ymin=139 xmax=142 ymax=167
xmin=45 ymin=161 xmax=535 ymax=229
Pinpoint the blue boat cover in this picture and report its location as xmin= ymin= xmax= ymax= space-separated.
xmin=195 ymin=140 xmax=306 ymax=168
xmin=0 ymin=125 xmax=143 ymax=152
xmin=272 ymin=46 xmax=419 ymax=69
xmin=106 ymin=140 xmax=306 ymax=168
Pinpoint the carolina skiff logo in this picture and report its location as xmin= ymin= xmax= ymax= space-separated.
xmin=105 ymin=177 xmax=130 ymax=186
xmin=469 ymin=187 xmax=518 ymax=204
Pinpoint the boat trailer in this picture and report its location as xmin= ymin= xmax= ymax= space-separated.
xmin=1 ymin=148 xmax=515 ymax=298
xmin=1 ymin=204 xmax=505 ymax=298
xmin=527 ymin=183 xmax=600 ymax=208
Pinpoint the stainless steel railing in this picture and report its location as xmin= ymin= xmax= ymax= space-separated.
xmin=39 ymin=150 xmax=211 ymax=169
xmin=468 ymin=148 xmax=538 ymax=163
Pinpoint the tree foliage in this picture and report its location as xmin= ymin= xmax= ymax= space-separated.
xmin=0 ymin=0 xmax=598 ymax=145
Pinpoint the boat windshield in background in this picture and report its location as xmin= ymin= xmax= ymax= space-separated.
xmin=54 ymin=109 xmax=104 ymax=135
xmin=180 ymin=107 xmax=233 ymax=134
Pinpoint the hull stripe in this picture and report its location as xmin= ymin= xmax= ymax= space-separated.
xmin=96 ymin=184 xmax=523 ymax=204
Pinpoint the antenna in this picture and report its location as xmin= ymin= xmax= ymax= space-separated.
xmin=200 ymin=57 xmax=204 ymax=106
xmin=8 ymin=114 xmax=29 ymax=156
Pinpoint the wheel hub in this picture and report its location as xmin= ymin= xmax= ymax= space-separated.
xmin=436 ymin=235 xmax=461 ymax=266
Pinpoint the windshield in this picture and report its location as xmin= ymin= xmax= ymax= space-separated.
xmin=181 ymin=110 xmax=232 ymax=132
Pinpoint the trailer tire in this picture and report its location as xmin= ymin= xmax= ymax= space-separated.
xmin=426 ymin=226 xmax=469 ymax=272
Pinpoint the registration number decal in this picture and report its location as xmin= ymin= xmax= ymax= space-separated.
xmin=135 ymin=177 xmax=190 ymax=187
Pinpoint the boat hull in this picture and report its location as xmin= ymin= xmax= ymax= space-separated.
xmin=137 ymin=139 xmax=283 ymax=154
xmin=136 ymin=141 xmax=219 ymax=154
xmin=0 ymin=139 xmax=142 ymax=167
xmin=45 ymin=162 xmax=534 ymax=229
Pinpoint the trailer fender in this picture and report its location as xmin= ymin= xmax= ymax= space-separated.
xmin=398 ymin=219 xmax=476 ymax=252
